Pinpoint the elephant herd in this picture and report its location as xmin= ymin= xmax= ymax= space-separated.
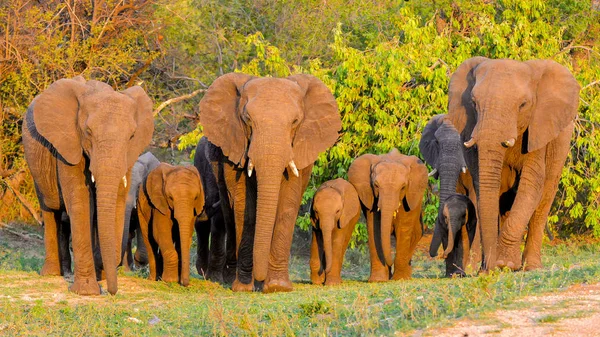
xmin=22 ymin=57 xmax=580 ymax=295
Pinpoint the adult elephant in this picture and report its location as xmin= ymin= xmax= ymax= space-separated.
xmin=22 ymin=76 xmax=154 ymax=295
xmin=199 ymin=73 xmax=341 ymax=292
xmin=121 ymin=152 xmax=160 ymax=271
xmin=193 ymin=136 xmax=232 ymax=283
xmin=347 ymin=149 xmax=427 ymax=281
xmin=419 ymin=114 xmax=481 ymax=275
xmin=446 ymin=57 xmax=580 ymax=271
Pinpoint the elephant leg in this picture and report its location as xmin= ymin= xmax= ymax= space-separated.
xmin=496 ymin=151 xmax=545 ymax=271
xmin=223 ymin=211 xmax=237 ymax=284
xmin=194 ymin=218 xmax=210 ymax=278
xmin=392 ymin=209 xmax=422 ymax=280
xmin=367 ymin=210 xmax=390 ymax=282
xmin=309 ymin=230 xmax=325 ymax=285
xmin=325 ymin=229 xmax=349 ymax=286
xmin=138 ymin=209 xmax=158 ymax=281
xmin=214 ymin=160 xmax=236 ymax=284
xmin=263 ymin=166 xmax=311 ymax=293
xmin=40 ymin=209 xmax=62 ymax=276
xmin=134 ymin=225 xmax=149 ymax=268
xmin=206 ymin=213 xmax=226 ymax=283
xmin=153 ymin=213 xmax=178 ymax=283
xmin=59 ymin=163 xmax=100 ymax=295
xmin=523 ymin=126 xmax=572 ymax=271
xmin=58 ymin=214 xmax=72 ymax=276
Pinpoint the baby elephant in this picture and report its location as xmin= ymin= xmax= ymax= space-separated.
xmin=137 ymin=163 xmax=206 ymax=286
xmin=429 ymin=194 xmax=477 ymax=277
xmin=310 ymin=178 xmax=361 ymax=286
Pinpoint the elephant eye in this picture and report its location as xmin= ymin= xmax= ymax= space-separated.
xmin=129 ymin=133 xmax=135 ymax=140
xmin=86 ymin=127 xmax=92 ymax=135
xmin=519 ymin=101 xmax=527 ymax=109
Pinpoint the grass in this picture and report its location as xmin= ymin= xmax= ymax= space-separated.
xmin=1 ymin=224 xmax=600 ymax=336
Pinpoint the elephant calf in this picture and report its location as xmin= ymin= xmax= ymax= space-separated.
xmin=137 ymin=163 xmax=206 ymax=286
xmin=310 ymin=178 xmax=361 ymax=286
xmin=429 ymin=194 xmax=477 ymax=277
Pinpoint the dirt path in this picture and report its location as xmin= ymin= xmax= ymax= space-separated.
xmin=410 ymin=282 xmax=600 ymax=337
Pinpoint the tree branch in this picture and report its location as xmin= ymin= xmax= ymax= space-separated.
xmin=2 ymin=178 xmax=42 ymax=226
xmin=581 ymin=80 xmax=600 ymax=92
xmin=153 ymin=88 xmax=206 ymax=117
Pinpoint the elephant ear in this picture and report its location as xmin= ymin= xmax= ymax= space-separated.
xmin=447 ymin=57 xmax=489 ymax=134
xmin=186 ymin=166 xmax=206 ymax=219
xmin=465 ymin=196 xmax=477 ymax=245
xmin=347 ymin=154 xmax=381 ymax=211
xmin=404 ymin=156 xmax=428 ymax=212
xmin=338 ymin=182 xmax=360 ymax=229
xmin=419 ymin=114 xmax=446 ymax=177
xmin=122 ymin=86 xmax=155 ymax=169
xmin=199 ymin=73 xmax=255 ymax=166
xmin=30 ymin=76 xmax=87 ymax=165
xmin=525 ymin=60 xmax=580 ymax=153
xmin=145 ymin=164 xmax=170 ymax=215
xmin=287 ymin=74 xmax=342 ymax=169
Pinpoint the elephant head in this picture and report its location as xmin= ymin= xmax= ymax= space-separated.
xmin=310 ymin=179 xmax=360 ymax=274
xmin=199 ymin=73 xmax=340 ymax=281
xmin=348 ymin=149 xmax=428 ymax=267
xmin=447 ymin=58 xmax=580 ymax=268
xmin=430 ymin=194 xmax=477 ymax=276
xmin=144 ymin=164 xmax=206 ymax=286
xmin=28 ymin=76 xmax=154 ymax=294
xmin=419 ymin=113 xmax=469 ymax=259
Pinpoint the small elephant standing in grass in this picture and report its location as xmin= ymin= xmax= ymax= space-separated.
xmin=429 ymin=194 xmax=477 ymax=277
xmin=120 ymin=152 xmax=160 ymax=271
xmin=137 ymin=163 xmax=206 ymax=286
xmin=310 ymin=178 xmax=360 ymax=286
xmin=348 ymin=149 xmax=428 ymax=281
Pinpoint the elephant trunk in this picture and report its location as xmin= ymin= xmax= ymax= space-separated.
xmin=253 ymin=154 xmax=285 ymax=282
xmin=442 ymin=222 xmax=456 ymax=259
xmin=378 ymin=194 xmax=396 ymax=267
xmin=477 ymin=143 xmax=505 ymax=270
xmin=175 ymin=210 xmax=194 ymax=287
xmin=429 ymin=217 xmax=445 ymax=258
xmin=321 ymin=217 xmax=335 ymax=274
xmin=95 ymin=175 xmax=122 ymax=295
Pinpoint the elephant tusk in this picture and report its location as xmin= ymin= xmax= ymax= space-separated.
xmin=393 ymin=211 xmax=397 ymax=218
xmin=462 ymin=166 xmax=467 ymax=174
xmin=428 ymin=168 xmax=438 ymax=177
xmin=122 ymin=176 xmax=127 ymax=188
xmin=464 ymin=137 xmax=476 ymax=148
xmin=288 ymin=160 xmax=299 ymax=177
xmin=502 ymin=138 xmax=516 ymax=148
xmin=247 ymin=159 xmax=254 ymax=177
xmin=91 ymin=174 xmax=95 ymax=183
xmin=377 ymin=207 xmax=380 ymax=212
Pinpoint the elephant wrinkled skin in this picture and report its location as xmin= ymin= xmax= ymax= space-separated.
xmin=22 ymin=76 xmax=153 ymax=295
xmin=310 ymin=178 xmax=361 ymax=286
xmin=446 ymin=58 xmax=580 ymax=271
xmin=348 ymin=149 xmax=427 ymax=281
xmin=137 ymin=164 xmax=206 ymax=286
xmin=198 ymin=73 xmax=341 ymax=292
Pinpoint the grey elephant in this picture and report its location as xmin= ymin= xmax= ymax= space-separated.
xmin=419 ymin=113 xmax=480 ymax=275
xmin=22 ymin=76 xmax=154 ymax=295
xmin=120 ymin=152 xmax=160 ymax=271
xmin=193 ymin=136 xmax=234 ymax=283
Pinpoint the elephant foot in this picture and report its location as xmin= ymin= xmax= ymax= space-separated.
xmin=232 ymin=278 xmax=254 ymax=292
xmin=223 ymin=265 xmax=236 ymax=284
xmin=206 ymin=270 xmax=224 ymax=284
xmin=310 ymin=270 xmax=325 ymax=285
xmin=263 ymin=278 xmax=293 ymax=293
xmin=40 ymin=260 xmax=61 ymax=276
xmin=496 ymin=243 xmax=522 ymax=271
xmin=391 ymin=267 xmax=412 ymax=280
xmin=161 ymin=274 xmax=179 ymax=283
xmin=522 ymin=252 xmax=542 ymax=271
xmin=368 ymin=269 xmax=390 ymax=282
xmin=69 ymin=276 xmax=101 ymax=296
xmin=324 ymin=278 xmax=342 ymax=286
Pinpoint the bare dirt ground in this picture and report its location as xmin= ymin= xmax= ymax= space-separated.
xmin=408 ymin=281 xmax=600 ymax=336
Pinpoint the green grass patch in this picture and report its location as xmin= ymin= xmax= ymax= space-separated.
xmin=1 ymin=232 xmax=600 ymax=335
